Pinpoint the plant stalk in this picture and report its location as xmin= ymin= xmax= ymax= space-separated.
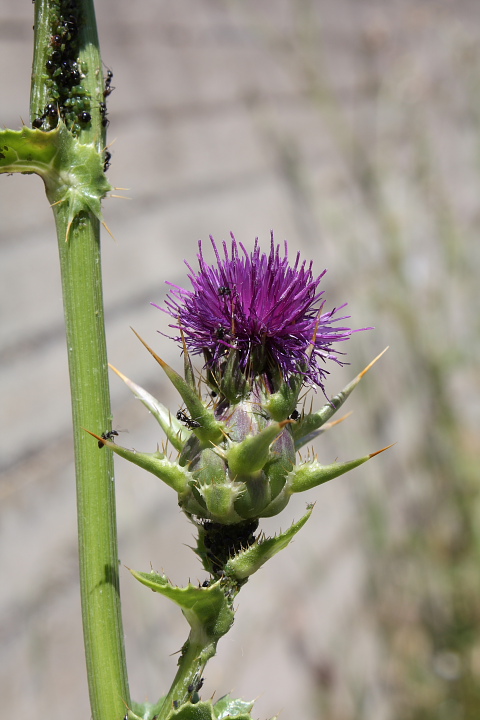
xmin=31 ymin=0 xmax=130 ymax=718
xmin=156 ymin=630 xmax=217 ymax=719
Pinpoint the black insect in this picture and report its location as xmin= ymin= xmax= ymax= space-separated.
xmin=51 ymin=34 xmax=63 ymax=48
xmin=172 ymin=701 xmax=180 ymax=710
xmin=187 ymin=676 xmax=204 ymax=695
xmin=69 ymin=68 xmax=81 ymax=85
xmin=61 ymin=16 xmax=78 ymax=36
xmin=78 ymin=111 xmax=91 ymax=123
xmin=216 ymin=326 xmax=227 ymax=340
xmin=218 ymin=286 xmax=231 ymax=296
xmin=32 ymin=103 xmax=58 ymax=129
xmin=201 ymin=579 xmax=210 ymax=587
xmin=176 ymin=410 xmax=201 ymax=429
xmin=104 ymin=69 xmax=115 ymax=97
xmin=59 ymin=61 xmax=81 ymax=87
xmin=98 ymin=430 xmax=119 ymax=448
xmin=99 ymin=101 xmax=109 ymax=127
xmin=50 ymin=49 xmax=62 ymax=64
xmin=289 ymin=409 xmax=300 ymax=421
xmin=103 ymin=150 xmax=112 ymax=172
xmin=195 ymin=678 xmax=204 ymax=692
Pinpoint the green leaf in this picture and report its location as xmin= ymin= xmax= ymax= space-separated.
xmin=167 ymin=702 xmax=214 ymax=720
xmin=162 ymin=697 xmax=258 ymax=720
xmin=213 ymin=694 xmax=255 ymax=718
xmin=127 ymin=699 xmax=166 ymax=720
xmin=224 ymin=506 xmax=313 ymax=580
xmin=0 ymin=123 xmax=112 ymax=239
xmin=129 ymin=572 xmax=234 ymax=641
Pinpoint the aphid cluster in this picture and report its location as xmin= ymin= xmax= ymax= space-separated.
xmin=201 ymin=519 xmax=258 ymax=575
xmin=32 ymin=1 xmax=90 ymax=135
xmin=32 ymin=0 xmax=114 ymax=146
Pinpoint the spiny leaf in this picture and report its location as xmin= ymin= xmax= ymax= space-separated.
xmin=128 ymin=572 xmax=234 ymax=640
xmin=224 ymin=506 xmax=313 ymax=580
xmin=131 ymin=329 xmax=224 ymax=445
xmin=0 ymin=123 xmax=112 ymax=240
xmin=84 ymin=429 xmax=191 ymax=494
xmin=287 ymin=444 xmax=395 ymax=493
xmin=293 ymin=348 xmax=388 ymax=450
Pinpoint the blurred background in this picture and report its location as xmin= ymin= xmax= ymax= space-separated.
xmin=1 ymin=1 xmax=479 ymax=718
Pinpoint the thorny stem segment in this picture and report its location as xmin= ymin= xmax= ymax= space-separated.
xmin=31 ymin=1 xmax=130 ymax=719
xmin=156 ymin=631 xmax=217 ymax=719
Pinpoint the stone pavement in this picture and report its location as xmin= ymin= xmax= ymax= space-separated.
xmin=1 ymin=1 xmax=479 ymax=718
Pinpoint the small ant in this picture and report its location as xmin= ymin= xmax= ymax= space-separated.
xmin=103 ymin=150 xmax=112 ymax=172
xmin=99 ymin=102 xmax=109 ymax=127
xmin=289 ymin=409 xmax=300 ymax=421
xmin=104 ymin=69 xmax=115 ymax=97
xmin=32 ymin=103 xmax=58 ymax=129
xmin=218 ymin=286 xmax=231 ymax=296
xmin=98 ymin=430 xmax=119 ymax=448
xmin=176 ymin=410 xmax=201 ymax=429
xmin=216 ymin=327 xmax=227 ymax=340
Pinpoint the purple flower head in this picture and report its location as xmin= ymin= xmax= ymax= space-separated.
xmin=160 ymin=233 xmax=360 ymax=394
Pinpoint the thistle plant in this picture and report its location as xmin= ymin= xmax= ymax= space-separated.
xmin=1 ymin=2 xmax=389 ymax=719
xmin=88 ymin=235 xmax=390 ymax=719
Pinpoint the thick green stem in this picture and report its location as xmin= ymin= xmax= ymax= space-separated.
xmin=30 ymin=1 xmax=130 ymax=718
xmin=54 ymin=205 xmax=130 ymax=720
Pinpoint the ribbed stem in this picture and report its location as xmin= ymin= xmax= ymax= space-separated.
xmin=31 ymin=1 xmax=130 ymax=718
xmin=54 ymin=204 xmax=130 ymax=720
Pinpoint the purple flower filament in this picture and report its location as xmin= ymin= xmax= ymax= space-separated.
xmin=159 ymin=233 xmax=358 ymax=392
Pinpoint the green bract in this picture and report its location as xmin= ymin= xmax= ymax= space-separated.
xmin=88 ymin=343 xmax=389 ymax=579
